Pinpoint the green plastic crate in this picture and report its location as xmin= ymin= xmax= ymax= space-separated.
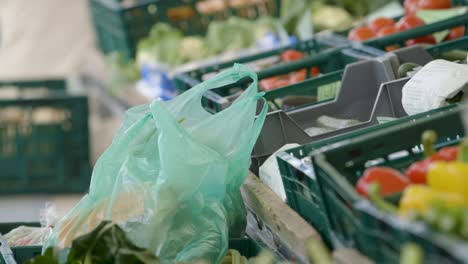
xmin=274 ymin=40 xmax=467 ymax=248
xmin=254 ymin=37 xmax=467 ymax=175
xmin=175 ymin=39 xmax=380 ymax=113
xmin=0 ymin=222 xmax=42 ymax=264
xmin=276 ymin=103 xmax=457 ymax=247
xmin=174 ymin=38 xmax=341 ymax=90
xmin=89 ymin=0 xmax=281 ymax=59
xmin=0 ymin=79 xmax=90 ymax=193
xmin=425 ymin=34 xmax=468 ymax=60
xmin=311 ymin=105 xmax=468 ymax=263
xmin=0 ymin=222 xmax=268 ymax=263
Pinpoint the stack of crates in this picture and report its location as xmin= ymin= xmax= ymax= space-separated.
xmin=0 ymin=79 xmax=90 ymax=193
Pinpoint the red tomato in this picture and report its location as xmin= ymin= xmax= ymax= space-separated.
xmin=404 ymin=0 xmax=420 ymax=15
xmin=356 ymin=167 xmax=410 ymax=198
xmin=433 ymin=146 xmax=458 ymax=161
xmin=270 ymin=79 xmax=291 ymax=91
xmin=405 ymin=35 xmax=437 ymax=46
xmin=377 ymin=25 xmax=398 ymax=37
xmin=396 ymin=15 xmax=425 ymax=31
xmin=369 ymin=17 xmax=395 ymax=33
xmin=280 ymin=50 xmax=305 ymax=62
xmin=289 ymin=69 xmax=306 ymax=84
xmin=260 ymin=76 xmax=291 ymax=91
xmin=378 ymin=26 xmax=400 ymax=51
xmin=419 ymin=0 xmax=452 ymax=9
xmin=289 ymin=67 xmax=321 ymax=84
xmin=446 ymin=26 xmax=465 ymax=40
xmin=310 ymin=67 xmax=320 ymax=77
xmin=259 ymin=76 xmax=279 ymax=91
xmin=348 ymin=26 xmax=375 ymax=42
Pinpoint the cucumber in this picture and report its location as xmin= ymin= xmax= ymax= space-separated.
xmin=398 ymin=62 xmax=421 ymax=79
xmin=440 ymin=50 xmax=468 ymax=62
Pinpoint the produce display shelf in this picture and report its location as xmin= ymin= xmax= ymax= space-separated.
xmin=89 ymin=0 xmax=281 ymax=59
xmin=340 ymin=1 xmax=468 ymax=52
xmin=175 ymin=38 xmax=381 ymax=113
xmin=251 ymin=38 xmax=465 ymax=175
xmin=251 ymin=45 xmax=417 ymax=175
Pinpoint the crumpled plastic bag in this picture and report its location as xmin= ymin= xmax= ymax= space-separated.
xmin=43 ymin=64 xmax=267 ymax=264
xmin=4 ymin=203 xmax=64 ymax=246
xmin=4 ymin=226 xmax=52 ymax=247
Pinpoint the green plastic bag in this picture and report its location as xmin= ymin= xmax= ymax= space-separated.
xmin=43 ymin=64 xmax=267 ymax=264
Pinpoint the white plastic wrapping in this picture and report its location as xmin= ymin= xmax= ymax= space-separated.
xmin=402 ymin=60 xmax=468 ymax=115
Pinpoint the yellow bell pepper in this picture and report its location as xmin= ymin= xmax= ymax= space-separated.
xmin=428 ymin=161 xmax=468 ymax=201
xmin=399 ymin=185 xmax=467 ymax=215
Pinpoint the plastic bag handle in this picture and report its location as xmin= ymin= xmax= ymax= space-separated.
xmin=249 ymin=95 xmax=268 ymax=148
xmin=197 ymin=63 xmax=258 ymax=97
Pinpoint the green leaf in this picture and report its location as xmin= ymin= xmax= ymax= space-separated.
xmin=26 ymin=221 xmax=161 ymax=264
xmin=25 ymin=248 xmax=59 ymax=264
xmin=295 ymin=8 xmax=314 ymax=39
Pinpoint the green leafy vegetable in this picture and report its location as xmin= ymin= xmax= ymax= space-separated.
xmin=27 ymin=221 xmax=160 ymax=264
xmin=25 ymin=248 xmax=59 ymax=264
xmin=312 ymin=5 xmax=353 ymax=32
xmin=206 ymin=17 xmax=255 ymax=54
xmin=177 ymin=36 xmax=208 ymax=64
xmin=136 ymin=23 xmax=184 ymax=66
xmin=135 ymin=16 xmax=288 ymax=67
xmin=107 ymin=52 xmax=140 ymax=95
xmin=281 ymin=0 xmax=396 ymax=36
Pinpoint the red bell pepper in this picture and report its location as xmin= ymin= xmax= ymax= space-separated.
xmin=405 ymin=130 xmax=458 ymax=184
xmin=356 ymin=167 xmax=410 ymax=198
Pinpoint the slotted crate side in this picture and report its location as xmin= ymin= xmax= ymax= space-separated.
xmin=0 ymin=81 xmax=90 ymax=193
xmin=357 ymin=201 xmax=468 ymax=264
xmin=90 ymin=0 xmax=132 ymax=58
xmin=0 ymin=80 xmax=66 ymax=91
xmin=313 ymin=106 xmax=468 ymax=263
xmin=90 ymin=0 xmax=281 ymax=59
xmin=426 ymin=35 xmax=468 ymax=60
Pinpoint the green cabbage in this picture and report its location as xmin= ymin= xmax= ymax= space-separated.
xmin=136 ymin=16 xmax=287 ymax=66
xmin=206 ymin=17 xmax=255 ymax=54
xmin=177 ymin=36 xmax=208 ymax=64
xmin=136 ymin=23 xmax=183 ymax=66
